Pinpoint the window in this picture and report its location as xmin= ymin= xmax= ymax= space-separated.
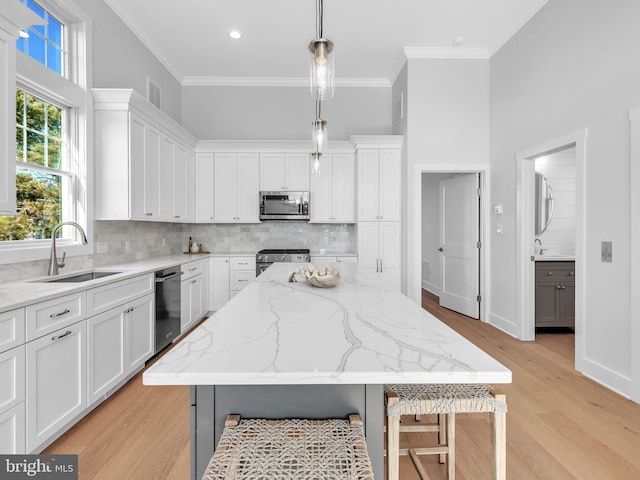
xmin=16 ymin=0 xmax=65 ymax=75
xmin=0 ymin=0 xmax=91 ymax=262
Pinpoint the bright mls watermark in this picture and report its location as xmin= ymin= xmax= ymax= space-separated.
xmin=1 ymin=455 xmax=77 ymax=479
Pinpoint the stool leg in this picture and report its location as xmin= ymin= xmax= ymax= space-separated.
xmin=438 ymin=413 xmax=447 ymax=464
xmin=491 ymin=394 xmax=507 ymax=480
xmin=386 ymin=393 xmax=400 ymax=480
xmin=447 ymin=413 xmax=456 ymax=480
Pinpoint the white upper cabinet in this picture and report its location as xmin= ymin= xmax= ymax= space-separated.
xmin=356 ymin=149 xmax=401 ymax=222
xmin=195 ymin=153 xmax=215 ymax=222
xmin=0 ymin=5 xmax=42 ymax=215
xmin=214 ymin=153 xmax=260 ymax=223
xmin=310 ymin=153 xmax=355 ymax=223
xmin=93 ymin=89 xmax=197 ymax=223
xmin=260 ymin=153 xmax=310 ymax=191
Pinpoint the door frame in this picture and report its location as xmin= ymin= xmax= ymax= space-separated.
xmin=515 ymin=130 xmax=587 ymax=351
xmin=413 ymin=164 xmax=490 ymax=321
xmin=629 ymin=106 xmax=640 ymax=402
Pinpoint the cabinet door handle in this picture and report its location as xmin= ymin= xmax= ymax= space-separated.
xmin=52 ymin=330 xmax=72 ymax=340
xmin=437 ymin=247 xmax=443 ymax=252
xmin=380 ymin=259 xmax=383 ymax=272
xmin=561 ymin=285 xmax=566 ymax=289
xmin=50 ymin=309 xmax=70 ymax=318
xmin=556 ymin=285 xmax=563 ymax=289
xmin=145 ymin=213 xmax=153 ymax=216
xmin=191 ymin=280 xmax=197 ymax=284
xmin=174 ymin=215 xmax=180 ymax=219
xmin=189 ymin=267 xmax=197 ymax=271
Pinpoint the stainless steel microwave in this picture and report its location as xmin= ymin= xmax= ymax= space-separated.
xmin=260 ymin=191 xmax=310 ymax=221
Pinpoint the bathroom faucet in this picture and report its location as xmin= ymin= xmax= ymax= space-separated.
xmin=48 ymin=222 xmax=89 ymax=276
xmin=534 ymin=238 xmax=546 ymax=255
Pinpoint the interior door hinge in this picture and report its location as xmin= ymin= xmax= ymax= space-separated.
xmin=476 ymin=294 xmax=481 ymax=302
xmin=477 ymin=241 xmax=481 ymax=249
xmin=476 ymin=187 xmax=481 ymax=197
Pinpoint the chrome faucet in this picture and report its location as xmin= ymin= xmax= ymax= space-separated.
xmin=48 ymin=222 xmax=89 ymax=276
xmin=534 ymin=238 xmax=546 ymax=255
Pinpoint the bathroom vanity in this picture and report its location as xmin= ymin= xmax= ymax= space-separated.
xmin=535 ymin=260 xmax=575 ymax=328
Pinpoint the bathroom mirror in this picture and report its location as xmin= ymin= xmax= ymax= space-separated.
xmin=534 ymin=172 xmax=553 ymax=236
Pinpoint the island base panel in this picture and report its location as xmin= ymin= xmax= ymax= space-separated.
xmin=191 ymin=384 xmax=384 ymax=480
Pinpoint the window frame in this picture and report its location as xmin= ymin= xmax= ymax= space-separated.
xmin=0 ymin=0 xmax=93 ymax=264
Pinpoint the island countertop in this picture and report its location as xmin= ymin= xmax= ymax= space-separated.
xmin=143 ymin=263 xmax=511 ymax=386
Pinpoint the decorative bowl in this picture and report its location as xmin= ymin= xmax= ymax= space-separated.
xmin=288 ymin=264 xmax=340 ymax=288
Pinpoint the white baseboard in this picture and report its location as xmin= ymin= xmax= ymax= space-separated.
xmin=421 ymin=281 xmax=441 ymax=297
xmin=487 ymin=312 xmax=520 ymax=339
xmin=579 ymin=357 xmax=633 ymax=400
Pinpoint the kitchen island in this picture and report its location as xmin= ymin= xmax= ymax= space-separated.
xmin=143 ymin=263 xmax=511 ymax=479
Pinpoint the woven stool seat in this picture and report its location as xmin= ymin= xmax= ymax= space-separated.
xmin=385 ymin=384 xmax=507 ymax=480
xmin=202 ymin=414 xmax=374 ymax=480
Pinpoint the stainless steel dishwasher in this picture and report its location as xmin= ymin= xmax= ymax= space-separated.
xmin=154 ymin=266 xmax=182 ymax=354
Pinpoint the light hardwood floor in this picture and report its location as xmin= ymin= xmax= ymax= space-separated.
xmin=45 ymin=294 xmax=640 ymax=479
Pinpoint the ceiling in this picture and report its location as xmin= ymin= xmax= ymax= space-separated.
xmin=104 ymin=0 xmax=549 ymax=87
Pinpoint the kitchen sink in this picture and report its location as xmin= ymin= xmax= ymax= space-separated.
xmin=32 ymin=271 xmax=123 ymax=283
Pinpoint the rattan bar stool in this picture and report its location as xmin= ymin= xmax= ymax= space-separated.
xmin=201 ymin=414 xmax=374 ymax=480
xmin=385 ymin=384 xmax=507 ymax=480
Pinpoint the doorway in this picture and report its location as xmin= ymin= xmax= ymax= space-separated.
xmin=516 ymin=130 xmax=586 ymax=362
xmin=421 ymin=170 xmax=485 ymax=320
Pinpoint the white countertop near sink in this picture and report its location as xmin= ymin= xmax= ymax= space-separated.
xmin=534 ymin=254 xmax=575 ymax=261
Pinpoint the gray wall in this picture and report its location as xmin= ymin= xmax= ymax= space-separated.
xmin=490 ymin=0 xmax=640 ymax=397
xmin=403 ymin=58 xmax=490 ymax=303
xmin=392 ymin=63 xmax=408 ymax=293
xmin=84 ymin=0 xmax=183 ymax=122
xmin=181 ymin=85 xmax=391 ymax=140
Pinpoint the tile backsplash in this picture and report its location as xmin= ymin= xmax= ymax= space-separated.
xmin=0 ymin=220 xmax=355 ymax=283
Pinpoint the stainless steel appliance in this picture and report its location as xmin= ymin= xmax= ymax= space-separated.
xmin=256 ymin=249 xmax=311 ymax=276
xmin=154 ymin=266 xmax=182 ymax=354
xmin=259 ymin=191 xmax=310 ymax=221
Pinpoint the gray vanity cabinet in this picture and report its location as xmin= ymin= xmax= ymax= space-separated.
xmin=535 ymin=261 xmax=575 ymax=328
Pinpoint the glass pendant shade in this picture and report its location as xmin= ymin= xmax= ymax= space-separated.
xmin=309 ymin=39 xmax=334 ymax=100
xmin=311 ymin=152 xmax=322 ymax=174
xmin=312 ymin=118 xmax=328 ymax=153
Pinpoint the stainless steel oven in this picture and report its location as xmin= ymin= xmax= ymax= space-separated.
xmin=256 ymin=249 xmax=311 ymax=276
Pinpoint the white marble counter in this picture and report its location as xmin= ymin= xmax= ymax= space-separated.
xmin=144 ymin=263 xmax=511 ymax=386
xmin=534 ymin=255 xmax=575 ymax=261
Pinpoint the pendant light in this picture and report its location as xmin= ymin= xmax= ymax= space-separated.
xmin=311 ymin=152 xmax=322 ymax=174
xmin=309 ymin=0 xmax=334 ymax=100
xmin=312 ymin=99 xmax=328 ymax=154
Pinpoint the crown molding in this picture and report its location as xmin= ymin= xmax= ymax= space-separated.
xmin=182 ymin=76 xmax=390 ymax=88
xmin=403 ymin=46 xmax=489 ymax=60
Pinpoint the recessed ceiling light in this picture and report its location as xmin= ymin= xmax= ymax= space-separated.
xmin=229 ymin=31 xmax=242 ymax=40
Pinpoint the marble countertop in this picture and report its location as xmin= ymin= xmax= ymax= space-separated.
xmin=534 ymin=254 xmax=575 ymax=261
xmin=143 ymin=263 xmax=512 ymax=386
xmin=0 ymin=254 xmax=210 ymax=312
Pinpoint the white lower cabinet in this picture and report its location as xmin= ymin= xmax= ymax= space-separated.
xmin=86 ymin=293 xmax=154 ymax=406
xmin=209 ymin=257 xmax=230 ymax=311
xmin=0 ymin=402 xmax=25 ymax=454
xmin=181 ymin=260 xmax=206 ymax=334
xmin=26 ymin=321 xmax=86 ymax=453
xmin=357 ymin=221 xmax=401 ymax=289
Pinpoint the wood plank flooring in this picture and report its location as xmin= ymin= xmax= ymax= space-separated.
xmin=44 ymin=294 xmax=640 ymax=479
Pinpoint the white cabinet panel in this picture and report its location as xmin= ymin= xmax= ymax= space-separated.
xmin=0 ymin=308 xmax=25 ymax=354
xmin=180 ymin=276 xmax=203 ymax=334
xmin=86 ymin=273 xmax=154 ymax=317
xmin=210 ymin=257 xmax=230 ymax=311
xmin=357 ymin=221 xmax=400 ymax=289
xmin=311 ymin=153 xmax=355 ymax=223
xmin=125 ymin=294 xmax=154 ymax=372
xmin=229 ymin=257 xmax=255 ymax=271
xmin=26 ymin=321 xmax=86 ymax=452
xmin=181 ymin=260 xmax=204 ymax=281
xmin=356 ymin=149 xmax=400 ymax=222
xmin=260 ymin=153 xmax=310 ymax=191
xmin=0 ymin=402 xmax=25 ymax=454
xmin=87 ymin=308 xmax=125 ymax=405
xmin=0 ymin=345 xmax=25 ymax=414
xmin=195 ymin=153 xmax=215 ymax=222
xmin=25 ymin=292 xmax=86 ymax=342
xmin=215 ymin=152 xmax=260 ymax=222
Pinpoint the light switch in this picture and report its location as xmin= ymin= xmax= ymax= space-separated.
xmin=496 ymin=225 xmax=503 ymax=234
xmin=601 ymin=241 xmax=612 ymax=262
xmin=494 ymin=204 xmax=503 ymax=215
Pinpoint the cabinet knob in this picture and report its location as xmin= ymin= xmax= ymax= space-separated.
xmin=546 ymin=272 xmax=553 ymax=276
xmin=556 ymin=285 xmax=562 ymax=289
xmin=568 ymin=272 xmax=575 ymax=276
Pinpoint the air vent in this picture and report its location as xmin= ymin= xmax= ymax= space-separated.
xmin=147 ymin=77 xmax=161 ymax=109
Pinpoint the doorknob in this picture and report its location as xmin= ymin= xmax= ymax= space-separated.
xmin=437 ymin=247 xmax=443 ymax=252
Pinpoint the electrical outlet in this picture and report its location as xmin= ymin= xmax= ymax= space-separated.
xmin=601 ymin=241 xmax=612 ymax=263
xmin=96 ymin=242 xmax=108 ymax=254
xmin=125 ymin=240 xmax=132 ymax=252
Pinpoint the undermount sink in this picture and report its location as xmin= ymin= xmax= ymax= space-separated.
xmin=33 ymin=271 xmax=123 ymax=283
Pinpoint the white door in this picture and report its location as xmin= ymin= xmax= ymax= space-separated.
xmin=439 ymin=174 xmax=480 ymax=319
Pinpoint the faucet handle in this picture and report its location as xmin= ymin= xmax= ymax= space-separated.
xmin=58 ymin=251 xmax=67 ymax=269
